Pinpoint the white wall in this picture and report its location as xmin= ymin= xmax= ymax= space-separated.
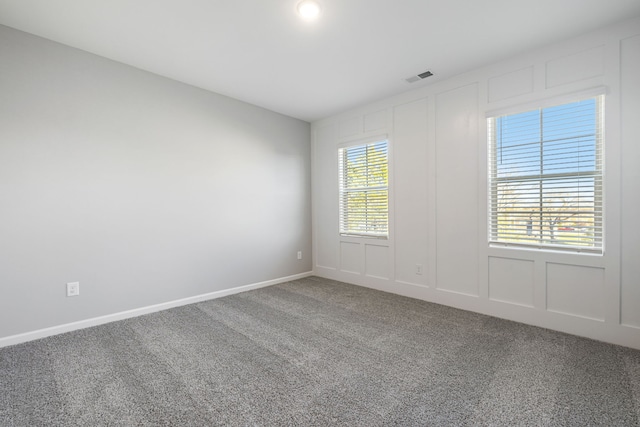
xmin=312 ymin=17 xmax=640 ymax=350
xmin=0 ymin=25 xmax=311 ymax=341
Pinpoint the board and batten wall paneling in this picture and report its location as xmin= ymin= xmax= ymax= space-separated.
xmin=339 ymin=116 xmax=362 ymax=139
xmin=340 ymin=242 xmax=362 ymax=275
xmin=364 ymin=110 xmax=388 ymax=133
xmin=313 ymin=105 xmax=394 ymax=286
xmin=545 ymin=46 xmax=605 ymax=88
xmin=488 ymin=257 xmax=535 ymax=308
xmin=620 ymin=34 xmax=640 ymax=328
xmin=435 ymin=84 xmax=479 ymax=296
xmin=313 ymin=125 xmax=340 ymax=271
xmin=365 ymin=244 xmax=390 ymax=280
xmin=393 ymin=99 xmax=429 ymax=287
xmin=311 ymin=17 xmax=640 ymax=349
xmin=488 ymin=66 xmax=535 ymax=103
xmin=546 ymin=264 xmax=606 ymax=321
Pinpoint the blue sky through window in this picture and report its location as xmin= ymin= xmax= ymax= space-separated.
xmin=489 ymin=97 xmax=602 ymax=250
xmin=495 ymin=99 xmax=597 ymax=179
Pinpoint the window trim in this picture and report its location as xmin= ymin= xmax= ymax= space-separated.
xmin=338 ymin=136 xmax=389 ymax=239
xmin=487 ymin=91 xmax=605 ymax=254
xmin=485 ymin=86 xmax=607 ymax=119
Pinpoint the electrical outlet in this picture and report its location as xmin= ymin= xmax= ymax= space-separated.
xmin=415 ymin=264 xmax=423 ymax=275
xmin=297 ymin=251 xmax=302 ymax=260
xmin=66 ymin=282 xmax=80 ymax=297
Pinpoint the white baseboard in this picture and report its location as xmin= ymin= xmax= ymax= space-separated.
xmin=313 ymin=269 xmax=640 ymax=351
xmin=0 ymin=271 xmax=313 ymax=349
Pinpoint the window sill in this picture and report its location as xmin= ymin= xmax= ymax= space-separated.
xmin=488 ymin=242 xmax=603 ymax=256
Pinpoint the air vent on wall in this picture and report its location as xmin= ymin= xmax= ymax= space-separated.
xmin=405 ymin=70 xmax=433 ymax=83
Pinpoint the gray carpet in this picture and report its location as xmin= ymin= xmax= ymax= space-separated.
xmin=1 ymin=276 xmax=639 ymax=426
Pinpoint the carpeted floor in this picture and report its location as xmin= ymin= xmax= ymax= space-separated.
xmin=1 ymin=276 xmax=639 ymax=426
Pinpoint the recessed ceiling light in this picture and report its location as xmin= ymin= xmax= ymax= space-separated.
xmin=297 ymin=0 xmax=322 ymax=21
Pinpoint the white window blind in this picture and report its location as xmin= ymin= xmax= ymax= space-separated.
xmin=338 ymin=140 xmax=388 ymax=238
xmin=488 ymin=96 xmax=604 ymax=253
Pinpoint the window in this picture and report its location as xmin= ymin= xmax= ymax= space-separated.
xmin=488 ymin=95 xmax=604 ymax=252
xmin=338 ymin=140 xmax=389 ymax=238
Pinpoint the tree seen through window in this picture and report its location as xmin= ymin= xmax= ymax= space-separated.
xmin=488 ymin=96 xmax=604 ymax=252
xmin=338 ymin=141 xmax=388 ymax=237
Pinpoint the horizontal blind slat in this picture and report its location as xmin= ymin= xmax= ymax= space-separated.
xmin=488 ymin=95 xmax=603 ymax=252
xmin=339 ymin=140 xmax=389 ymax=237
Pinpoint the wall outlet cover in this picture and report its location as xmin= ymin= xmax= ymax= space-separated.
xmin=66 ymin=282 xmax=80 ymax=297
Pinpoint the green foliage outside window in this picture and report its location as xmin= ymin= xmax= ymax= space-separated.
xmin=339 ymin=141 xmax=388 ymax=237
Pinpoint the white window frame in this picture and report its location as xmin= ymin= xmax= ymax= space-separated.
xmin=487 ymin=91 xmax=605 ymax=254
xmin=338 ymin=137 xmax=389 ymax=239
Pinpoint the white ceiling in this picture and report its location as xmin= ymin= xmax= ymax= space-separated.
xmin=1 ymin=1 xmax=639 ymax=122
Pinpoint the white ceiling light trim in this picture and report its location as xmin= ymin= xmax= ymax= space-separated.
xmin=297 ymin=0 xmax=322 ymax=21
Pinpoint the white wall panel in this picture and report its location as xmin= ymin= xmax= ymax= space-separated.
xmin=365 ymin=244 xmax=389 ymax=280
xmin=545 ymin=46 xmax=604 ymax=88
xmin=312 ymin=17 xmax=640 ymax=350
xmin=488 ymin=66 xmax=534 ymax=103
xmin=489 ymin=257 xmax=535 ymax=307
xmin=393 ymin=99 xmax=429 ymax=286
xmin=364 ymin=109 xmax=387 ymax=133
xmin=340 ymin=242 xmax=361 ymax=274
xmin=620 ymin=34 xmax=640 ymax=328
xmin=435 ymin=84 xmax=479 ymax=296
xmin=314 ymin=126 xmax=339 ymax=270
xmin=339 ymin=116 xmax=362 ymax=139
xmin=547 ymin=263 xmax=605 ymax=321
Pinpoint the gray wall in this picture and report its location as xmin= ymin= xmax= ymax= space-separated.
xmin=0 ymin=25 xmax=312 ymax=339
